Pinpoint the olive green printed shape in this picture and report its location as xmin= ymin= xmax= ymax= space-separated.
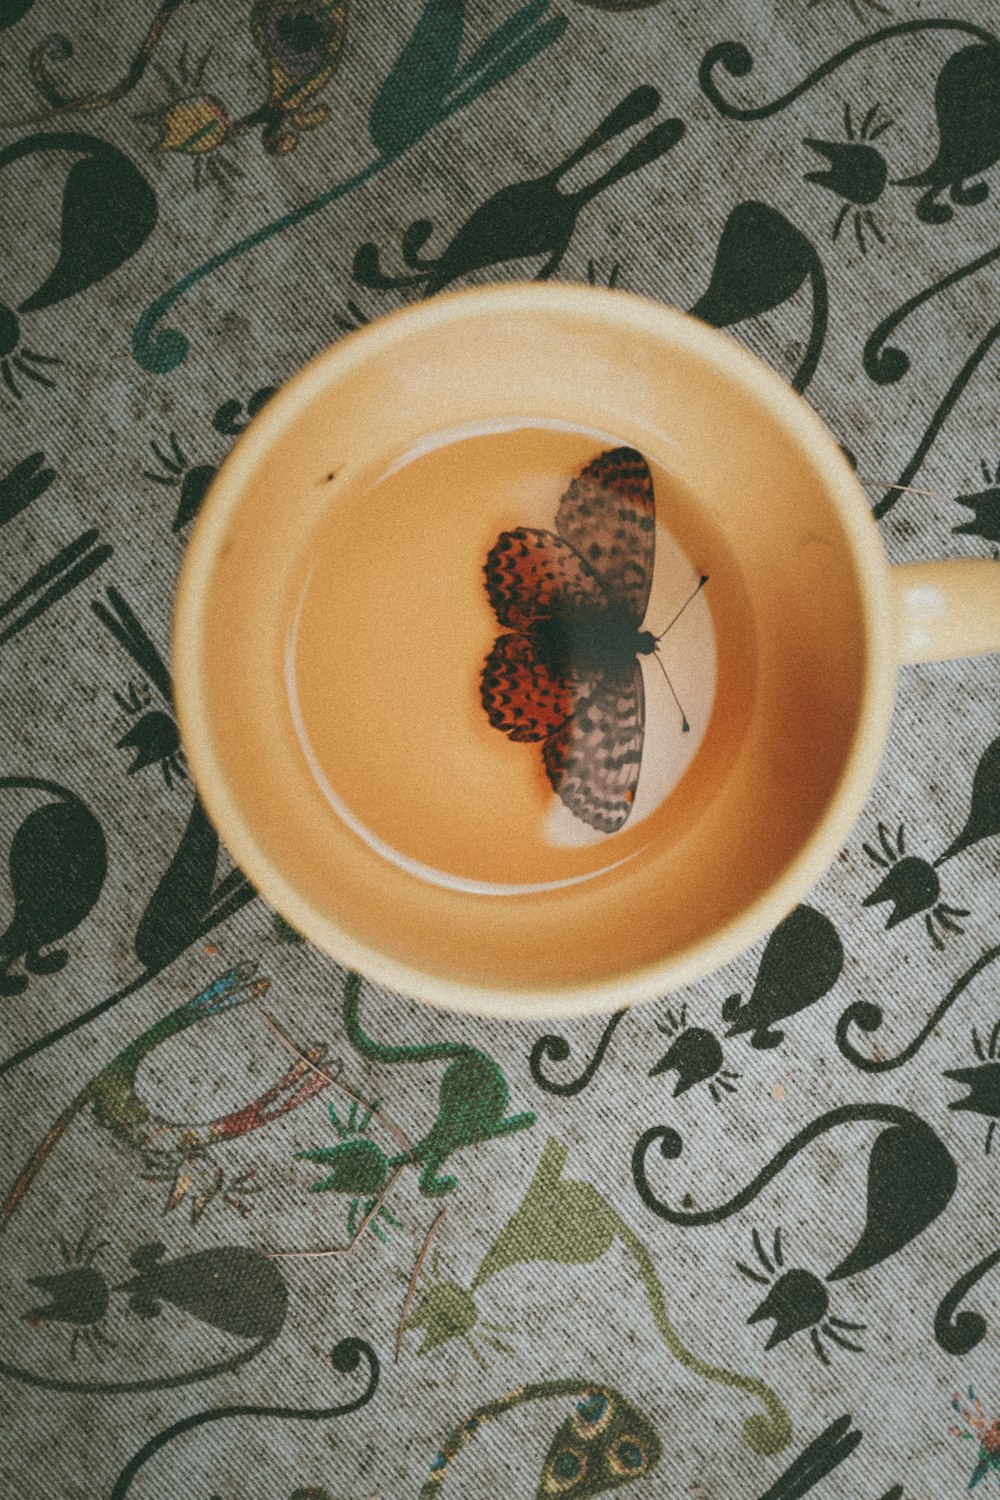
xmin=405 ymin=1273 xmax=486 ymax=1362
xmin=617 ymin=1224 xmax=791 ymax=1457
xmin=473 ymin=1135 xmax=619 ymax=1287
xmin=421 ymin=1379 xmax=652 ymax=1499
xmin=473 ymin=1138 xmax=791 ymax=1456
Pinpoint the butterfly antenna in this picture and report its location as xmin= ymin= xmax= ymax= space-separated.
xmin=651 ymin=650 xmax=690 ymax=733
xmin=651 ymin=574 xmax=707 ymax=734
xmin=654 ymin=574 xmax=708 ymax=643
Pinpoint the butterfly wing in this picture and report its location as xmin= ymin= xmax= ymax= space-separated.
xmin=484 ymin=526 xmax=607 ymax=631
xmin=482 ymin=468 xmax=654 ymax=833
xmin=555 ymin=447 xmax=655 ymax=625
xmin=543 ymin=658 xmax=645 ymax=834
xmin=481 ymin=632 xmax=575 ymax=743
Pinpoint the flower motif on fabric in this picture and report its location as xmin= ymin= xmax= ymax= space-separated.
xmin=402 ymin=1248 xmax=514 ymax=1367
xmin=945 ymin=1020 xmax=1000 ymax=1157
xmin=134 ymin=44 xmax=239 ymax=189
xmin=297 ymin=1098 xmax=403 ymax=1243
xmin=649 ymin=1004 xmax=739 ymax=1103
xmin=954 ymin=459 xmax=1000 ymax=544
xmin=950 ymin=1388 xmax=1000 ymax=1490
xmin=23 ymin=1230 xmax=114 ymax=1362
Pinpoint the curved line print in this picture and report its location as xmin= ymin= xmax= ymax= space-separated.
xmin=528 ymin=1010 xmax=626 ymax=1095
xmin=836 ymin=943 xmax=1000 ymax=1071
xmin=132 ymin=159 xmax=382 ymax=373
xmin=0 ymin=924 xmax=256 ymax=1083
xmin=616 ymin=1222 xmax=791 ymax=1455
xmin=793 ymin=260 xmax=828 ymax=393
xmin=132 ymin=0 xmax=569 ymax=373
xmin=935 ymin=1245 xmax=1000 ymax=1355
xmin=699 ymin=21 xmax=998 ymax=122
xmin=3 ymin=1093 xmax=92 ymax=1225
xmin=0 ymin=1333 xmax=274 ymax=1396
xmin=468 ymin=1140 xmax=789 ymax=1455
xmin=872 ymin=317 xmax=1000 ymax=520
xmin=0 ymin=848 xmax=256 ymax=1084
xmin=0 ymin=776 xmax=82 ymax=802
xmin=864 ymin=239 xmax=1000 ymax=387
xmin=110 ymin=1338 xmax=379 ymax=1500
xmin=343 ymin=968 xmax=469 ymax=1064
xmin=632 ymin=1104 xmax=930 ymax=1225
xmin=0 ymin=0 xmax=186 ymax=129
xmin=1 ymin=962 xmax=319 ymax=1232
xmin=1 ymin=969 xmax=148 ymax=1082
xmin=419 ymin=1378 xmax=605 ymax=1497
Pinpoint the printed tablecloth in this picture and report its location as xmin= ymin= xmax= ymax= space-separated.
xmin=1 ymin=2 xmax=999 ymax=1496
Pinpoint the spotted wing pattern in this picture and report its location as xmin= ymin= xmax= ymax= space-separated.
xmin=484 ymin=526 xmax=608 ymax=632
xmin=481 ymin=632 xmax=575 ymax=743
xmin=542 ymin=659 xmax=646 ymax=834
xmin=554 ymin=447 xmax=655 ymax=625
xmin=481 ymin=450 xmax=657 ymax=835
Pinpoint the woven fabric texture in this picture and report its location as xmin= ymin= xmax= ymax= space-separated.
xmin=0 ymin=2 xmax=999 ymax=1497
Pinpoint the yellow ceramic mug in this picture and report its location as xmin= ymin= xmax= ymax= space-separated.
xmin=173 ymin=284 xmax=1000 ymax=1018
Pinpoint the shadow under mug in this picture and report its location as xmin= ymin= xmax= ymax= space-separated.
xmin=173 ymin=284 xmax=1000 ymax=1018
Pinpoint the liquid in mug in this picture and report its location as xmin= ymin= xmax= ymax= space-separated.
xmin=286 ymin=422 xmax=731 ymax=894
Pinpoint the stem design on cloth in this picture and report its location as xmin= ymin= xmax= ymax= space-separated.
xmin=699 ymin=21 xmax=998 ymax=123
xmin=131 ymin=0 xmax=568 ymax=373
xmin=633 ymin=1107 xmax=957 ymax=1288
xmin=404 ymin=1136 xmax=791 ymax=1456
xmin=869 ymin=317 xmax=1000 ymax=519
xmin=836 ymin=944 xmax=1000 ymax=1072
xmin=934 ymin=1244 xmax=1000 ymax=1355
xmin=109 ymin=1338 xmax=379 ymax=1500
xmin=617 ymin=1221 xmax=791 ymax=1455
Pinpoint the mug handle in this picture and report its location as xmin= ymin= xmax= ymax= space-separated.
xmin=891 ymin=559 xmax=1000 ymax=664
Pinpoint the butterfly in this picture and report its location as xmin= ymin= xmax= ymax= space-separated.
xmin=480 ymin=447 xmax=699 ymax=835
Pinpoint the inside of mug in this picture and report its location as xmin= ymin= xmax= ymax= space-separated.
xmin=185 ymin=290 xmax=884 ymax=1002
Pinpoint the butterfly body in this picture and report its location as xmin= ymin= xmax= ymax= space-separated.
xmin=530 ymin=608 xmax=656 ymax=680
xmin=480 ymin=447 xmax=661 ymax=835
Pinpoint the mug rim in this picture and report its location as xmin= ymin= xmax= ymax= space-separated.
xmin=173 ymin=282 xmax=896 ymax=1018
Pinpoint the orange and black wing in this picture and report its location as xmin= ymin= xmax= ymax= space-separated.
xmin=484 ymin=525 xmax=607 ymax=632
xmin=480 ymin=631 xmax=576 ymax=743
